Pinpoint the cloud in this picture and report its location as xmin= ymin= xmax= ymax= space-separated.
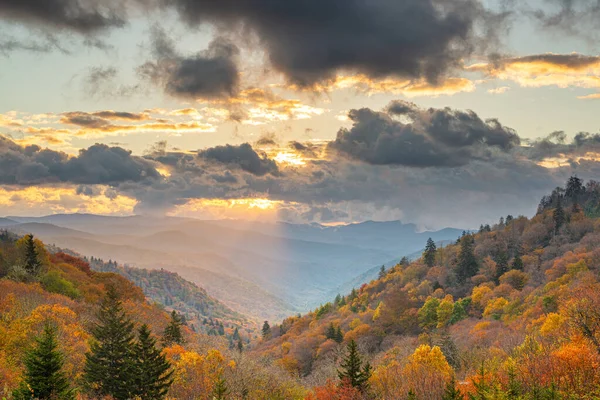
xmin=0 ymin=0 xmax=128 ymax=33
xmin=167 ymin=0 xmax=503 ymax=87
xmin=138 ymin=27 xmax=240 ymax=100
xmin=468 ymin=53 xmax=600 ymax=96
xmin=0 ymin=135 xmax=160 ymax=185
xmin=328 ymin=101 xmax=520 ymax=167
xmin=198 ymin=143 xmax=279 ymax=176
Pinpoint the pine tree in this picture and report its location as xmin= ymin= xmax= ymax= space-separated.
xmin=262 ymin=321 xmax=271 ymax=339
xmin=553 ymin=195 xmax=565 ymax=234
xmin=23 ymin=234 xmax=42 ymax=276
xmin=511 ymin=253 xmax=524 ymax=271
xmin=456 ymin=234 xmax=478 ymax=284
xmin=326 ymin=323 xmax=336 ymax=340
xmin=338 ymin=340 xmax=371 ymax=391
xmin=84 ymin=286 xmax=136 ymax=400
xmin=407 ymin=389 xmax=418 ymax=399
xmin=468 ymin=362 xmax=489 ymax=400
xmin=233 ymin=327 xmax=240 ymax=341
xmin=213 ymin=375 xmax=228 ymax=400
xmin=163 ymin=311 xmax=185 ymax=346
xmin=237 ymin=339 xmax=244 ymax=352
xmin=335 ymin=326 xmax=344 ymax=343
xmin=378 ymin=265 xmax=386 ymax=279
xmin=423 ymin=238 xmax=437 ymax=268
xmin=12 ymin=324 xmax=75 ymax=400
xmin=400 ymin=256 xmax=410 ymax=266
xmin=442 ymin=376 xmax=464 ymax=400
xmin=132 ymin=324 xmax=173 ymax=400
xmin=495 ymin=252 xmax=509 ymax=282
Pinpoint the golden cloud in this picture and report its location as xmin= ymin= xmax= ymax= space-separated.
xmin=467 ymin=53 xmax=600 ymax=98
xmin=0 ymin=186 xmax=137 ymax=215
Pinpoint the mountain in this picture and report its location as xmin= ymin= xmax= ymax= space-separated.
xmin=254 ymin=177 xmax=600 ymax=398
xmin=3 ymin=215 xmax=464 ymax=320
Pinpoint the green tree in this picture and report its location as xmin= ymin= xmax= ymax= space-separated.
xmin=495 ymin=252 xmax=509 ymax=283
xmin=400 ymin=256 xmax=410 ymax=266
xmin=213 ymin=375 xmax=228 ymax=400
xmin=338 ymin=340 xmax=371 ymax=391
xmin=565 ymin=175 xmax=584 ymax=204
xmin=442 ymin=376 xmax=464 ymax=400
xmin=423 ymin=238 xmax=437 ymax=268
xmin=23 ymin=234 xmax=42 ymax=276
xmin=12 ymin=324 xmax=75 ymax=400
xmin=407 ymin=389 xmax=418 ymax=399
xmin=379 ymin=265 xmax=387 ymax=279
xmin=132 ymin=324 xmax=173 ymax=400
xmin=335 ymin=326 xmax=344 ymax=343
xmin=262 ymin=321 xmax=271 ymax=339
xmin=326 ymin=323 xmax=336 ymax=340
xmin=418 ymin=297 xmax=440 ymax=331
xmin=163 ymin=311 xmax=184 ymax=346
xmin=84 ymin=286 xmax=137 ymax=400
xmin=456 ymin=234 xmax=478 ymax=284
xmin=511 ymin=253 xmax=524 ymax=271
xmin=553 ymin=195 xmax=565 ymax=234
xmin=237 ymin=339 xmax=244 ymax=352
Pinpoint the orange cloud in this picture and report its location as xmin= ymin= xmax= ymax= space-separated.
xmin=467 ymin=53 xmax=600 ymax=98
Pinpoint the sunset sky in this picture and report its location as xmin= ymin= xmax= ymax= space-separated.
xmin=1 ymin=0 xmax=599 ymax=229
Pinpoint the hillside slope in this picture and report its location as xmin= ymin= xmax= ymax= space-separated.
xmin=255 ymin=177 xmax=600 ymax=399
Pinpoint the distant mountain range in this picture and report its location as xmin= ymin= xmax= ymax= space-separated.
xmin=3 ymin=214 xmax=465 ymax=321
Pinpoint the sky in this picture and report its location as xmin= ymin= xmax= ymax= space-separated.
xmin=0 ymin=0 xmax=599 ymax=229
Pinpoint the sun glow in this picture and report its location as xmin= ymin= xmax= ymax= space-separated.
xmin=272 ymin=151 xmax=307 ymax=166
xmin=537 ymin=152 xmax=600 ymax=168
xmin=169 ymin=197 xmax=289 ymax=220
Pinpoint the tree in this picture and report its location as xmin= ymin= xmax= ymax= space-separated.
xmin=423 ymin=238 xmax=437 ymax=268
xmin=132 ymin=324 xmax=173 ymax=400
xmin=338 ymin=340 xmax=371 ymax=391
xmin=23 ymin=234 xmax=42 ymax=276
xmin=213 ymin=375 xmax=228 ymax=400
xmin=12 ymin=324 xmax=75 ymax=400
xmin=566 ymin=176 xmax=584 ymax=203
xmin=400 ymin=256 xmax=410 ymax=266
xmin=335 ymin=326 xmax=344 ymax=343
xmin=84 ymin=286 xmax=136 ymax=400
xmin=407 ymin=389 xmax=418 ymax=400
xmin=456 ymin=234 xmax=478 ymax=284
xmin=494 ymin=252 xmax=509 ymax=283
xmin=442 ymin=376 xmax=464 ymax=400
xmin=262 ymin=321 xmax=271 ymax=339
xmin=326 ymin=323 xmax=336 ymax=340
xmin=378 ymin=265 xmax=386 ymax=279
xmin=237 ymin=338 xmax=244 ymax=352
xmin=162 ymin=310 xmax=185 ymax=346
xmin=511 ymin=253 xmax=524 ymax=271
xmin=553 ymin=195 xmax=565 ymax=234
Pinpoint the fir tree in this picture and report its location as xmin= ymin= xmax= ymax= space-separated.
xmin=468 ymin=362 xmax=490 ymax=400
xmin=565 ymin=175 xmax=584 ymax=204
xmin=338 ymin=340 xmax=371 ymax=391
xmin=400 ymin=256 xmax=410 ymax=266
xmin=132 ymin=325 xmax=173 ymax=400
xmin=335 ymin=326 xmax=344 ymax=343
xmin=378 ymin=265 xmax=386 ymax=279
xmin=23 ymin=234 xmax=42 ymax=276
xmin=442 ymin=376 xmax=464 ymax=400
xmin=232 ymin=327 xmax=240 ymax=341
xmin=334 ymin=293 xmax=342 ymax=307
xmin=262 ymin=321 xmax=271 ymax=339
xmin=163 ymin=310 xmax=185 ymax=346
xmin=237 ymin=339 xmax=244 ymax=353
xmin=12 ymin=324 xmax=75 ymax=400
xmin=495 ymin=252 xmax=509 ymax=282
xmin=456 ymin=234 xmax=478 ymax=284
xmin=326 ymin=323 xmax=336 ymax=340
xmin=511 ymin=253 xmax=524 ymax=271
xmin=84 ymin=286 xmax=136 ymax=400
xmin=213 ymin=375 xmax=228 ymax=400
xmin=423 ymin=238 xmax=437 ymax=268
xmin=407 ymin=389 xmax=418 ymax=400
xmin=553 ymin=195 xmax=565 ymax=234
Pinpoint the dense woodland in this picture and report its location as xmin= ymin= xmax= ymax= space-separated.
xmin=3 ymin=177 xmax=600 ymax=399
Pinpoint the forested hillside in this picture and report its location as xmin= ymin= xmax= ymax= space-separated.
xmin=88 ymin=256 xmax=251 ymax=337
xmin=0 ymin=233 xmax=307 ymax=399
xmin=255 ymin=177 xmax=600 ymax=399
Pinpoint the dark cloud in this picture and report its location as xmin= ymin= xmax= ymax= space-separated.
xmin=0 ymin=135 xmax=160 ymax=185
xmin=525 ymin=130 xmax=600 ymax=160
xmin=198 ymin=143 xmax=279 ymax=176
xmin=166 ymin=0 xmax=502 ymax=86
xmin=92 ymin=111 xmax=148 ymax=121
xmin=60 ymin=110 xmax=148 ymax=128
xmin=529 ymin=0 xmax=600 ymax=39
xmin=138 ymin=27 xmax=240 ymax=100
xmin=0 ymin=0 xmax=128 ymax=33
xmin=329 ymin=101 xmax=520 ymax=167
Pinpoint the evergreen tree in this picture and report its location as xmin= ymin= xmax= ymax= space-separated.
xmin=511 ymin=253 xmax=524 ymax=271
xmin=132 ymin=325 xmax=173 ymax=400
xmin=407 ymin=389 xmax=418 ymax=400
xmin=23 ymin=234 xmax=42 ymax=276
xmin=442 ymin=376 xmax=464 ymax=400
xmin=84 ymin=286 xmax=136 ymax=400
xmin=12 ymin=324 xmax=75 ymax=400
xmin=232 ymin=327 xmax=240 ymax=341
xmin=553 ymin=196 xmax=565 ymax=234
xmin=326 ymin=323 xmax=336 ymax=340
xmin=456 ymin=234 xmax=478 ymax=284
xmin=423 ymin=238 xmax=437 ymax=268
xmin=237 ymin=339 xmax=244 ymax=353
xmin=468 ymin=362 xmax=490 ymax=400
xmin=565 ymin=175 xmax=584 ymax=204
xmin=378 ymin=265 xmax=386 ymax=279
xmin=335 ymin=326 xmax=344 ymax=343
xmin=334 ymin=293 xmax=342 ymax=307
xmin=262 ymin=321 xmax=271 ymax=339
xmin=400 ymin=256 xmax=410 ymax=266
xmin=495 ymin=252 xmax=509 ymax=282
xmin=163 ymin=310 xmax=185 ymax=346
xmin=213 ymin=375 xmax=228 ymax=400
xmin=338 ymin=340 xmax=371 ymax=391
